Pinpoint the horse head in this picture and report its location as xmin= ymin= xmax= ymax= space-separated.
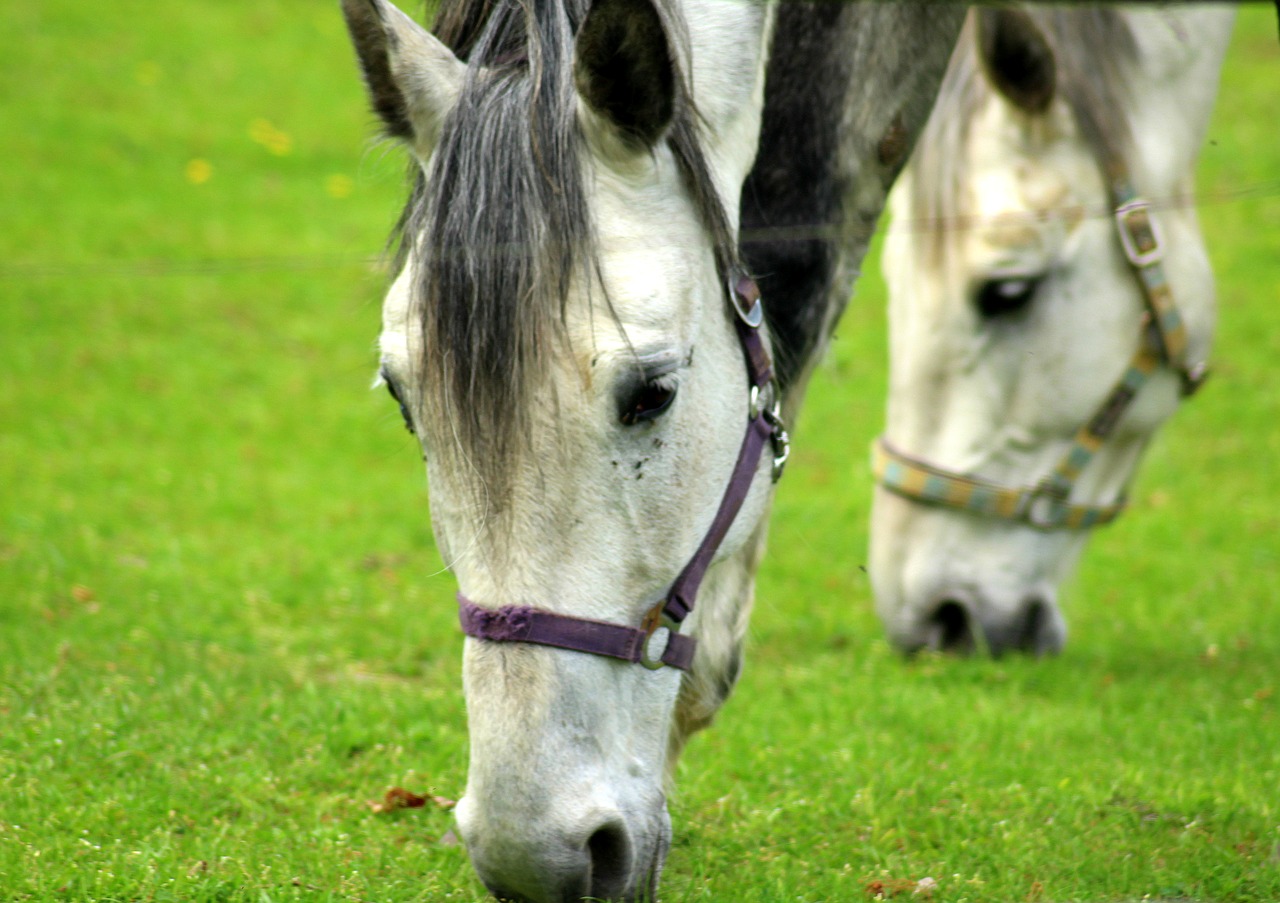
xmin=343 ymin=0 xmax=774 ymax=897
xmin=871 ymin=7 xmax=1234 ymax=656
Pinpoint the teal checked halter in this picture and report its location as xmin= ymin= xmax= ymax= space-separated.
xmin=873 ymin=172 xmax=1205 ymax=532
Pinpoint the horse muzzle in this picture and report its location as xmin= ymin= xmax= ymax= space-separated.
xmin=456 ymin=792 xmax=670 ymax=902
xmin=893 ymin=589 xmax=1067 ymax=657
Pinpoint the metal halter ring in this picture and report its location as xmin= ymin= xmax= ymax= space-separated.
xmin=1021 ymin=484 xmax=1069 ymax=531
xmin=639 ymin=604 xmax=681 ymax=670
xmin=730 ymin=273 xmax=764 ymax=328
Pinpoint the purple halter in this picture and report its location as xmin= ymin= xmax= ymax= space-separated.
xmin=457 ymin=271 xmax=789 ymax=671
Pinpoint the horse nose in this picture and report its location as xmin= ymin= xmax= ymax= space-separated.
xmin=923 ymin=598 xmax=977 ymax=654
xmin=921 ymin=594 xmax=1065 ymax=656
xmin=585 ymin=819 xmax=634 ymax=900
xmin=464 ymin=810 xmax=639 ymax=903
xmin=970 ymin=594 xmax=1065 ymax=657
xmin=1006 ymin=595 xmax=1066 ymax=656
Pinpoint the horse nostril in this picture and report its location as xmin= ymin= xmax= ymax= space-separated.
xmin=1017 ymin=597 xmax=1064 ymax=656
xmin=1020 ymin=598 xmax=1047 ymax=649
xmin=927 ymin=600 xmax=976 ymax=654
xmin=586 ymin=821 xmax=632 ymax=900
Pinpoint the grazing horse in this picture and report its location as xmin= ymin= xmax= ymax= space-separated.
xmin=870 ymin=6 xmax=1235 ymax=656
xmin=341 ymin=0 xmax=961 ymax=898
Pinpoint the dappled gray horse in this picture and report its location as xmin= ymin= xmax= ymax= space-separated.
xmin=870 ymin=6 xmax=1234 ymax=655
xmin=341 ymin=0 xmax=961 ymax=898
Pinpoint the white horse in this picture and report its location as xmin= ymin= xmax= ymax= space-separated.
xmin=340 ymin=0 xmax=962 ymax=897
xmin=870 ymin=6 xmax=1235 ymax=656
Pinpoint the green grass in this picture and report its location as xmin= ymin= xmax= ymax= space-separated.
xmin=1 ymin=3 xmax=1277 ymax=901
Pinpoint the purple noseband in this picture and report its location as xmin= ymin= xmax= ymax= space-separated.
xmin=458 ymin=597 xmax=697 ymax=670
xmin=458 ymin=271 xmax=789 ymax=671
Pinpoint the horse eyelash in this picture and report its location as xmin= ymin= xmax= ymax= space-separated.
xmin=619 ymin=373 xmax=680 ymax=426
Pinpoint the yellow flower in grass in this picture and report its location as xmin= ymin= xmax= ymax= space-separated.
xmin=185 ymin=158 xmax=213 ymax=185
xmin=249 ymin=118 xmax=293 ymax=156
xmin=325 ymin=174 xmax=354 ymax=199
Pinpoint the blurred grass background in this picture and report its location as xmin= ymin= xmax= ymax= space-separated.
xmin=1 ymin=2 xmax=1277 ymax=901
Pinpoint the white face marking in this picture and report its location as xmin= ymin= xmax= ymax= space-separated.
xmin=870 ymin=7 xmax=1233 ymax=655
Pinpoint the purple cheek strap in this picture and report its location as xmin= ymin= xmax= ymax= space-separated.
xmin=456 ymin=271 xmax=787 ymax=672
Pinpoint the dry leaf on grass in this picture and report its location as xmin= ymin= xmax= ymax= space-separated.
xmin=865 ymin=875 xmax=937 ymax=899
xmin=368 ymin=786 xmax=457 ymax=814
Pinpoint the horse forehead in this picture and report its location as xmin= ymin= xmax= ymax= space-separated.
xmin=567 ymin=279 xmax=701 ymax=390
xmin=592 ymin=206 xmax=712 ymax=333
xmin=964 ymin=106 xmax=1094 ymax=264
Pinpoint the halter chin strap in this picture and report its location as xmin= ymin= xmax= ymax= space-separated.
xmin=458 ymin=271 xmax=789 ymax=671
xmin=874 ymin=169 xmax=1204 ymax=531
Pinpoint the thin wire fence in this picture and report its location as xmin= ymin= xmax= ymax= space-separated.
xmin=3 ymin=177 xmax=1277 ymax=282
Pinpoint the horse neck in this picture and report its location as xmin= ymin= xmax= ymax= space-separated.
xmin=741 ymin=3 xmax=966 ymax=405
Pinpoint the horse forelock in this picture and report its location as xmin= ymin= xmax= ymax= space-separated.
xmin=396 ymin=0 xmax=739 ymax=516
xmin=909 ymin=9 xmax=1139 ymax=268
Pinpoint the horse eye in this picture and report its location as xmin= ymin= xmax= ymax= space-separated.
xmin=383 ymin=372 xmax=415 ymax=435
xmin=974 ymin=276 xmax=1040 ymax=318
xmin=619 ymin=380 xmax=677 ymax=426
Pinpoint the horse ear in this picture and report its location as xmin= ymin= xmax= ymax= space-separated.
xmin=974 ymin=8 xmax=1057 ymax=114
xmin=574 ymin=0 xmax=676 ymax=149
xmin=341 ymin=0 xmax=465 ymax=156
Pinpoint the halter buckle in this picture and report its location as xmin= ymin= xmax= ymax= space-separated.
xmin=748 ymin=381 xmax=774 ymax=421
xmin=639 ymin=604 xmax=681 ymax=671
xmin=1115 ymin=199 xmax=1164 ymax=268
xmin=765 ymin=406 xmax=790 ymax=483
xmin=1022 ymin=484 xmax=1068 ymax=531
xmin=749 ymin=381 xmax=790 ymax=483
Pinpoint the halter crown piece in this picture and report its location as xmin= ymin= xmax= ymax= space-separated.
xmin=458 ymin=271 xmax=789 ymax=671
xmin=873 ymin=162 xmax=1205 ymax=531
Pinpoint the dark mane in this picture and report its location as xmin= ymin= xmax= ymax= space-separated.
xmin=909 ymin=8 xmax=1140 ymax=264
xmin=739 ymin=3 xmax=963 ymax=395
xmin=393 ymin=0 xmax=737 ymax=512
xmin=738 ymin=2 xmax=853 ymax=393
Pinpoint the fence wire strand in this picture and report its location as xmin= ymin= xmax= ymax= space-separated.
xmin=3 ymin=178 xmax=1278 ymax=282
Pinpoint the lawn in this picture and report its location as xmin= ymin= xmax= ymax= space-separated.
xmin=1 ymin=3 xmax=1277 ymax=901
